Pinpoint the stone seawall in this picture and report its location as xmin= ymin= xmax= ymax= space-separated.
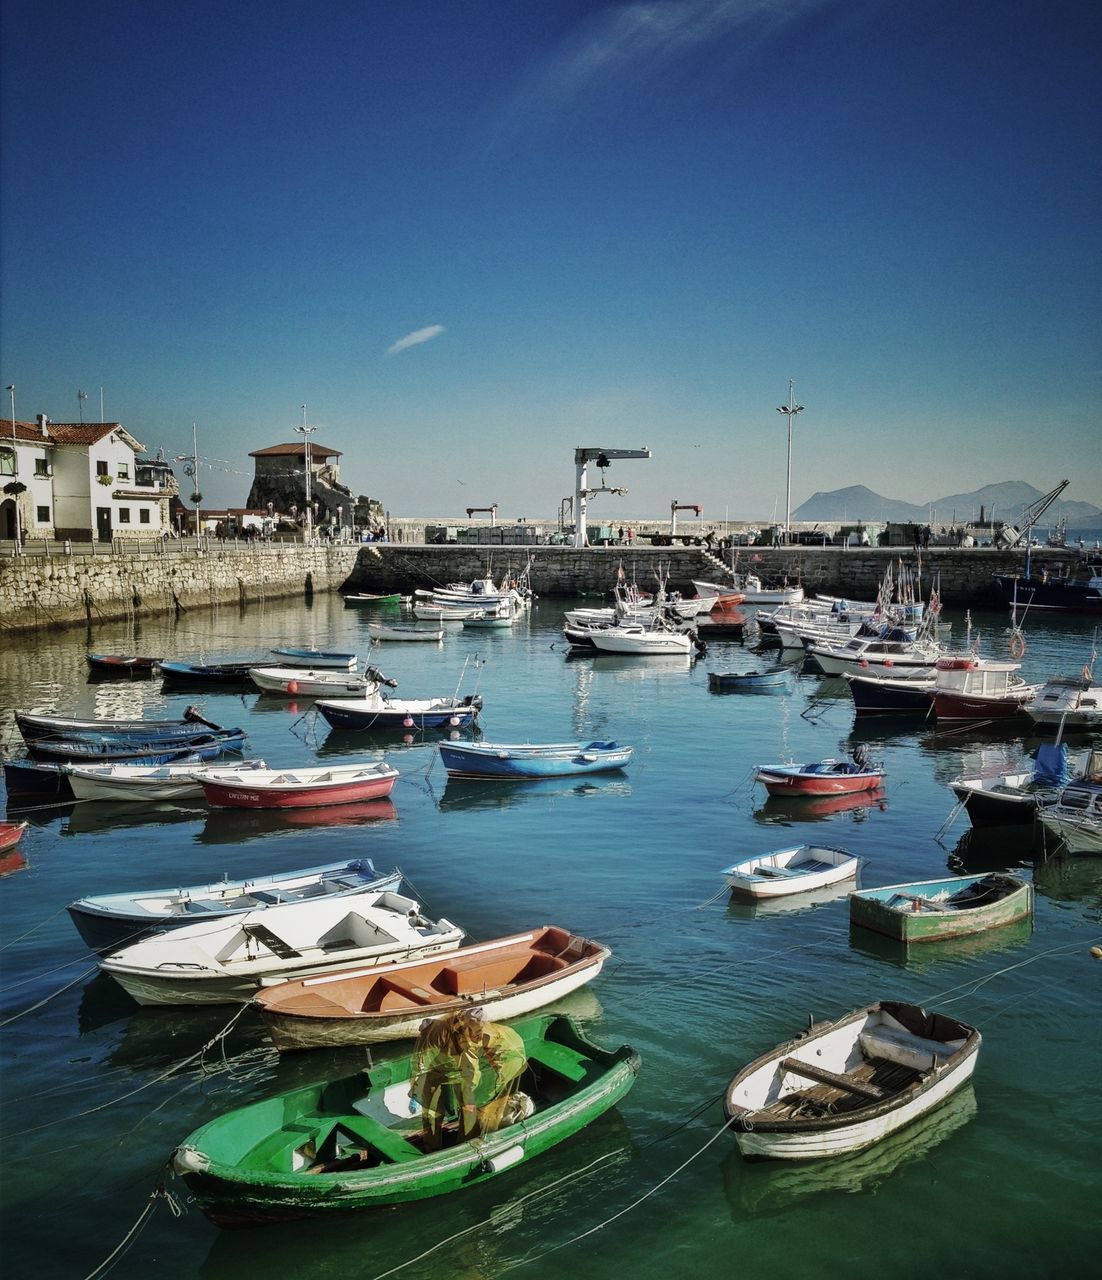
xmin=0 ymin=543 xmax=359 ymax=634
xmin=0 ymin=541 xmax=1064 ymax=634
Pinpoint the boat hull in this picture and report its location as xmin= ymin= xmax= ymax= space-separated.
xmin=756 ymin=767 xmax=884 ymax=796
xmin=271 ymin=649 xmax=357 ymax=669
xmin=249 ymin=667 xmax=372 ymax=696
xmin=993 ymin=572 xmax=1102 ymax=614
xmin=199 ymin=770 xmax=397 ymax=810
xmin=722 ymin=845 xmax=859 ymax=899
xmin=930 ymin=690 xmax=1034 ymax=721
xmin=843 ymin=672 xmax=934 ymax=715
xmin=438 ymin=741 xmax=632 ymax=779
xmin=316 ymin=696 xmax=482 ymax=731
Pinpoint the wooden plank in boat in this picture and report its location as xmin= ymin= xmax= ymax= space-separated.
xmin=779 ymin=1056 xmax=885 ymax=1100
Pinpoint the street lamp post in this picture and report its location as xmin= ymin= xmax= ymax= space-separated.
xmin=295 ymin=406 xmax=317 ymax=544
xmin=776 ymin=379 xmax=805 ymax=544
xmin=5 ymin=384 xmax=20 ymax=549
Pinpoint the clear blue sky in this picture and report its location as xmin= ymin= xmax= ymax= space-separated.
xmin=2 ymin=0 xmax=1099 ymax=522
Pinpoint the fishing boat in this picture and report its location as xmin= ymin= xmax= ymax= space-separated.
xmin=842 ymin=670 xmax=936 ymax=716
xmin=26 ymin=728 xmax=247 ymax=764
xmin=248 ymin=666 xmax=377 ymax=696
xmin=691 ymin=581 xmax=745 ymax=608
xmin=195 ymin=761 xmax=399 ymax=810
xmin=805 ymin=633 xmax=940 ymax=678
xmin=588 ymin=627 xmax=702 ymax=656
xmin=367 ymin=623 xmax=444 ymax=642
xmin=723 ymin=1000 xmax=981 ymax=1161
xmin=254 ymin=926 xmax=610 ymax=1051
xmin=721 ymin=844 xmax=860 ymax=899
xmin=86 ymin=653 xmax=159 ymax=676
xmin=1036 ymin=749 xmax=1102 ymax=854
xmin=315 ymin=692 xmax=483 ymax=731
xmin=67 ymin=859 xmax=402 ymax=954
xmin=948 ymin=743 xmax=1070 ymax=826
xmin=99 ymin=888 xmax=464 ymax=1006
xmin=0 ymin=820 xmax=28 ymax=854
xmin=270 ymin=647 xmax=358 ymax=670
xmin=1025 ymin=673 xmax=1102 ymax=731
xmin=755 ymin=749 xmax=885 ymax=797
xmin=171 ymin=1013 xmax=639 ymax=1225
xmin=437 ymin=740 xmax=632 ymax=779
xmin=65 ymin=758 xmax=268 ymax=802
xmin=412 ymin=602 xmax=485 ymax=621
xmin=849 ymin=873 xmax=1033 ymax=942
xmin=15 ymin=706 xmax=222 ymax=745
xmin=342 ymin=592 xmax=404 ymax=607
xmin=461 ymin=608 xmax=515 ymax=629
xmin=994 ymin=556 xmax=1102 ymax=615
xmin=708 ymin=666 xmax=790 ymax=692
xmin=929 ymin=655 xmax=1040 ymax=721
xmin=156 ymin=660 xmax=264 ymax=684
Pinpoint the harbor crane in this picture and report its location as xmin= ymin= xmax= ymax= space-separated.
xmin=993 ymin=480 xmax=1069 ymax=548
xmin=465 ymin=505 xmax=498 ymax=527
xmin=641 ymin=502 xmax=705 ymax=546
xmin=573 ymin=447 xmax=651 ymax=548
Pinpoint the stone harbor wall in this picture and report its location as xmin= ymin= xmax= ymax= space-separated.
xmin=0 ymin=540 xmax=1063 ymax=634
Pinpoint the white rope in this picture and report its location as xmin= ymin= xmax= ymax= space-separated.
xmin=81 ymin=1180 xmax=183 ymax=1280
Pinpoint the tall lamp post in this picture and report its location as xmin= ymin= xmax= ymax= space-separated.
xmin=5 ymin=384 xmax=20 ymax=549
xmin=776 ymin=379 xmax=805 ymax=544
xmin=295 ymin=406 xmax=317 ymax=544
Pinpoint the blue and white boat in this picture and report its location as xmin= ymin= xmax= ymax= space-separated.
xmin=315 ymin=693 xmax=484 ymax=731
xmin=25 ymin=729 xmax=248 ymax=765
xmin=15 ymin=707 xmax=224 ymax=745
xmin=438 ymin=739 xmax=633 ymax=779
xmin=67 ymin=858 xmax=402 ymax=954
xmin=271 ymin=647 xmax=358 ymax=670
xmin=708 ymin=666 xmax=791 ymax=692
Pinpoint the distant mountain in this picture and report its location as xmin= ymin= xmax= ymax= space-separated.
xmin=794 ymin=481 xmax=1102 ymax=529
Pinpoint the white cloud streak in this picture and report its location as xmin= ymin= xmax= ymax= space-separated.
xmin=386 ymin=325 xmax=445 ymax=356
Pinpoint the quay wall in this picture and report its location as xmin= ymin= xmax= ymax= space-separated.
xmin=0 ymin=541 xmax=1068 ymax=634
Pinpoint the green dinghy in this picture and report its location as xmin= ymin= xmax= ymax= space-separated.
xmin=172 ymin=1014 xmax=640 ymax=1227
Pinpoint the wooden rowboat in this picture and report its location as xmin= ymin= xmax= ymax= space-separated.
xmin=195 ymin=761 xmax=399 ymax=810
xmin=721 ymin=844 xmax=860 ymax=899
xmin=86 ymin=653 xmax=159 ymax=676
xmin=367 ymin=623 xmax=445 ymax=642
xmin=724 ymin=1000 xmax=980 ymax=1161
xmin=0 ymin=821 xmax=28 ymax=855
xmin=437 ymin=740 xmax=632 ymax=779
xmin=254 ymin=926 xmax=610 ymax=1051
xmin=172 ymin=1014 xmax=640 ymax=1226
xmin=248 ymin=666 xmax=376 ymax=696
xmin=848 ymin=873 xmax=1033 ymax=943
xmin=343 ymin=593 xmax=404 ymax=606
xmin=270 ymin=647 xmax=358 ymax=670
xmin=708 ymin=666 xmax=790 ymax=692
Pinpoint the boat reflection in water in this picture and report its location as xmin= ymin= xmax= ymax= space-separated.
xmin=725 ymin=877 xmax=859 ymax=921
xmin=61 ymin=801 xmax=207 ymax=836
xmin=316 ymin=726 xmax=481 ymax=755
xmin=724 ymin=1084 xmax=977 ymax=1219
xmin=848 ymin=912 xmax=1033 ymax=972
xmin=0 ymin=847 xmax=28 ymax=878
xmin=198 ymin=797 xmax=398 ymax=844
xmin=754 ymin=788 xmax=889 ymax=826
xmin=948 ymin=824 xmax=1037 ymax=874
xmin=1032 ymin=854 xmax=1102 ymax=911
xmin=438 ymin=776 xmax=632 ymax=814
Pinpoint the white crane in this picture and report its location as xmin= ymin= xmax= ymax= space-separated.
xmin=573 ymin=447 xmax=651 ymax=548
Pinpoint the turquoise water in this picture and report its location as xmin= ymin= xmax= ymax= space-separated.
xmin=0 ymin=595 xmax=1099 ymax=1280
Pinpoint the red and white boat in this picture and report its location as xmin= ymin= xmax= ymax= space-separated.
xmin=0 ymin=821 xmax=28 ymax=855
xmin=194 ymin=761 xmax=399 ymax=810
xmin=929 ymin=655 xmax=1040 ymax=722
xmin=755 ymin=750 xmax=885 ymax=797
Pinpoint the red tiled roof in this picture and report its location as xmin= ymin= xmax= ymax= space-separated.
xmin=2 ymin=420 xmax=54 ymax=444
xmin=47 ymin=422 xmax=122 ymax=446
xmin=249 ymin=441 xmax=342 ymax=459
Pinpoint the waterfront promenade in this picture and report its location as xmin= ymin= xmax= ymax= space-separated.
xmin=0 ymin=535 xmax=1068 ymax=634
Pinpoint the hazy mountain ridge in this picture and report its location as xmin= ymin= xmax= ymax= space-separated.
xmin=794 ymin=481 xmax=1102 ymax=527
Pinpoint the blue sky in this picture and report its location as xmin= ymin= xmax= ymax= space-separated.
xmin=2 ymin=0 xmax=1099 ymax=523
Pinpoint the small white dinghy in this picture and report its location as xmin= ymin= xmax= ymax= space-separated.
xmin=724 ymin=1001 xmax=981 ymax=1161
xmin=99 ymin=888 xmax=464 ymax=1005
xmin=367 ymin=623 xmax=445 ymax=642
xmin=248 ymin=667 xmax=375 ymax=696
xmin=65 ymin=759 xmax=268 ymax=802
xmin=721 ymin=844 xmax=860 ymax=899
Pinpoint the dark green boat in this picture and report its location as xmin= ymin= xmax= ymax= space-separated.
xmin=172 ymin=1014 xmax=640 ymax=1227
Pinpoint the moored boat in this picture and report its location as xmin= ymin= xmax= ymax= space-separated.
xmin=588 ymin=626 xmax=702 ymax=656
xmin=723 ymin=1001 xmax=981 ymax=1161
xmin=0 ymin=820 xmax=28 ymax=854
xmin=849 ymin=873 xmax=1033 ymax=942
xmin=343 ymin=593 xmax=404 ymax=607
xmin=1036 ymin=748 xmax=1102 ymax=854
xmin=708 ymin=666 xmax=790 ymax=692
xmin=842 ymin=670 xmax=935 ymax=716
xmin=1026 ymin=673 xmax=1102 ymax=731
xmin=67 ymin=858 xmax=402 ymax=954
xmin=366 ymin=623 xmax=444 ymax=642
xmin=171 ymin=1013 xmax=639 ymax=1225
xmin=86 ymin=653 xmax=159 ymax=676
xmin=721 ymin=844 xmax=860 ymax=899
xmin=315 ymin=692 xmax=483 ymax=731
xmin=156 ymin=659 xmax=264 ymax=684
xmin=755 ymin=749 xmax=885 ymax=797
xmin=26 ymin=728 xmax=247 ymax=764
xmin=270 ymin=647 xmax=358 ymax=670
xmin=100 ymin=888 xmax=463 ymax=1005
xmin=65 ymin=758 xmax=268 ymax=802
xmin=195 ymin=761 xmax=399 ymax=810
xmin=438 ymin=739 xmax=632 ymax=779
xmin=254 ymin=926 xmax=610 ymax=1050
xmin=929 ymin=655 xmax=1039 ymax=721
xmin=248 ymin=666 xmax=377 ymax=696
xmin=15 ymin=706 xmax=223 ymax=745
xmin=948 ymin=743 xmax=1070 ymax=826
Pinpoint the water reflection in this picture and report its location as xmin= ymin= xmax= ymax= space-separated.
xmin=438 ymin=776 xmax=633 ymax=813
xmin=1032 ymin=855 xmax=1102 ymax=914
xmin=848 ymin=912 xmax=1034 ymax=971
xmin=199 ymin=798 xmax=398 ymax=843
xmin=315 ymin=725 xmax=482 ymax=755
xmin=0 ymin=847 xmax=28 ymax=877
xmin=723 ymin=1084 xmax=977 ymax=1218
xmin=61 ymin=800 xmax=207 ymax=836
xmin=753 ymin=789 xmax=889 ymax=825
xmin=723 ymin=874 xmax=860 ymax=920
xmin=947 ymin=824 xmax=1037 ymax=872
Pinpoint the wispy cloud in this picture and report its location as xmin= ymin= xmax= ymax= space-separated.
xmin=386 ymin=325 xmax=445 ymax=356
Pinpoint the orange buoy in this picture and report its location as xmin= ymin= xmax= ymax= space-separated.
xmin=287 ymin=679 xmax=299 ymax=694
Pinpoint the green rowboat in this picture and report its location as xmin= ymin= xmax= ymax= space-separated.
xmin=172 ymin=1014 xmax=640 ymax=1227
xmin=848 ymin=873 xmax=1033 ymax=943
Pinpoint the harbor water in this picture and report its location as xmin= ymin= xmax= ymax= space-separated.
xmin=0 ymin=593 xmax=1099 ymax=1279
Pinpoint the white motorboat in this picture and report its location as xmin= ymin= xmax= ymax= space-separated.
xmin=65 ymin=759 xmax=268 ymax=802
xmin=1037 ymin=749 xmax=1102 ymax=854
xmin=249 ymin=667 xmax=376 ymax=696
xmin=99 ymin=888 xmax=464 ymax=1005
xmin=1026 ymin=673 xmax=1102 ymax=731
xmin=588 ymin=626 xmax=699 ymax=656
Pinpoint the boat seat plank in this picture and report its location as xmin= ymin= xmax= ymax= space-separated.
xmin=753 ymin=865 xmax=801 ymax=878
xmin=241 ymin=923 xmax=302 ymax=958
xmin=332 ymin=1115 xmax=421 ymax=1164
xmin=779 ymin=1056 xmax=886 ymax=1100
xmin=526 ymin=1040 xmax=590 ymax=1083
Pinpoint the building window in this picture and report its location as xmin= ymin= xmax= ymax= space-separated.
xmin=35 ymin=458 xmax=50 ymax=477
xmin=139 ymin=509 xmax=151 ymax=524
xmin=118 ymin=508 xmax=131 ymax=523
xmin=96 ymin=459 xmax=109 ymax=476
xmin=0 ymin=448 xmax=13 ymax=476
xmin=36 ymin=506 xmax=50 ymax=523
xmin=117 ymin=462 xmax=129 ymax=480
